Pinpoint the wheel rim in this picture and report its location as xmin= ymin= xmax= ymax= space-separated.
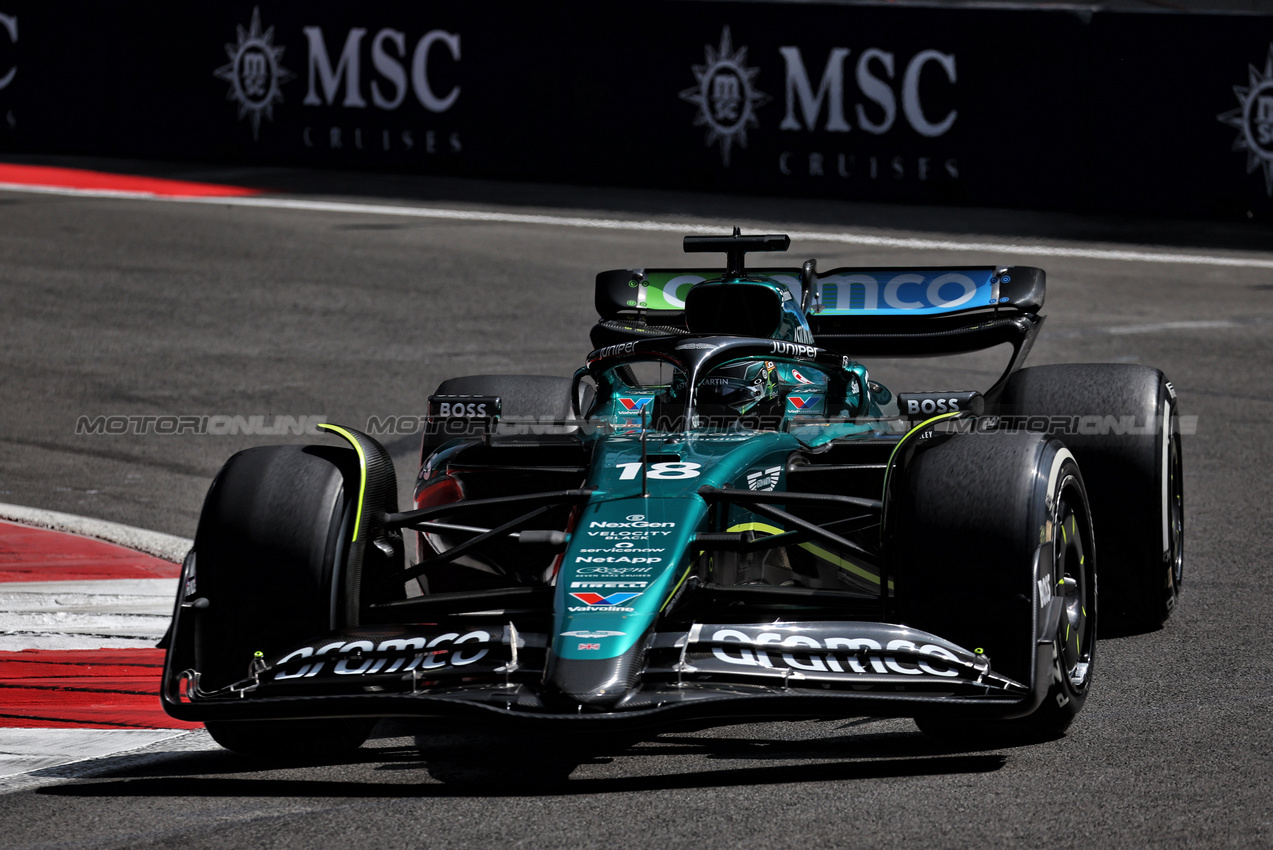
xmin=1055 ymin=488 xmax=1093 ymax=690
xmin=1166 ymin=418 xmax=1184 ymax=596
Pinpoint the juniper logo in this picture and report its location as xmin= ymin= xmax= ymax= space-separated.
xmin=1218 ymin=43 xmax=1273 ymax=196
xmin=215 ymin=7 xmax=294 ymax=140
xmin=681 ymin=27 xmax=770 ymax=167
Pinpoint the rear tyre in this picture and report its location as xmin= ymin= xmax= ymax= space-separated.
xmin=999 ymin=364 xmax=1183 ymax=630
xmin=191 ymin=444 xmax=371 ymax=757
xmin=892 ymin=430 xmax=1097 ymax=743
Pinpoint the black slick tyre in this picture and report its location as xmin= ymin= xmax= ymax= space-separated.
xmin=999 ymin=364 xmax=1183 ymax=630
xmin=890 ymin=430 xmax=1097 ymax=743
xmin=190 ymin=444 xmax=374 ymax=757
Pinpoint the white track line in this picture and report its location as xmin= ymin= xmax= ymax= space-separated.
xmin=0 ymin=578 xmax=176 ymax=651
xmin=0 ymin=729 xmax=194 ymax=781
xmin=0 ymin=503 xmax=191 ymax=564
xmin=0 ymin=729 xmax=218 ymax=795
xmin=3 ymin=181 xmax=1272 ymax=270
xmin=0 ymin=508 xmax=200 ymax=792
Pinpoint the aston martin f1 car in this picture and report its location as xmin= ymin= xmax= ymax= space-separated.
xmin=162 ymin=231 xmax=1184 ymax=755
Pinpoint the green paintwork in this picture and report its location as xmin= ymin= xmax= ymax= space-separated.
xmin=552 ymin=429 xmax=796 ymax=660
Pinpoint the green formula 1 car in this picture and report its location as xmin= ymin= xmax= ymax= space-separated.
xmin=162 ymin=231 xmax=1184 ymax=756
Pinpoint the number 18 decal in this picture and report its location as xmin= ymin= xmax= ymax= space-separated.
xmin=615 ymin=461 xmax=702 ymax=480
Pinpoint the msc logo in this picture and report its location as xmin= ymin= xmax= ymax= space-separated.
xmin=0 ymin=12 xmax=15 ymax=93
xmin=681 ymin=27 xmax=958 ymax=172
xmin=214 ymin=7 xmax=295 ymax=140
xmin=680 ymin=27 xmax=770 ymax=167
xmin=1218 ymin=43 xmax=1273 ymax=196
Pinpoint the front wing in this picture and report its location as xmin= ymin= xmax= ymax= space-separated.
xmin=162 ymin=619 xmax=1037 ymax=727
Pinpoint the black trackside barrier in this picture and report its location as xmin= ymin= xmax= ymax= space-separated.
xmin=0 ymin=2 xmax=1271 ymax=218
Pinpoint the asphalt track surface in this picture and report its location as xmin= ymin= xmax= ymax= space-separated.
xmin=1 ymin=155 xmax=1271 ymax=848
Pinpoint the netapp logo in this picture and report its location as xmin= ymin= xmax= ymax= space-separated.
xmin=573 ymin=556 xmax=661 ymax=564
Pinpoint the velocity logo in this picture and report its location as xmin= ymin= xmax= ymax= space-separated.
xmin=569 ymin=591 xmax=641 ymax=606
xmin=1218 ymin=44 xmax=1273 ymax=196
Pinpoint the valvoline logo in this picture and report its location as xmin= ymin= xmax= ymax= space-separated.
xmin=618 ymin=397 xmax=653 ymax=412
xmin=787 ymin=395 xmax=821 ymax=411
xmin=569 ymin=591 xmax=642 ymax=606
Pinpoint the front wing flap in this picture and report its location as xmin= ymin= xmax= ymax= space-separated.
xmin=163 ymin=619 xmax=1030 ymax=725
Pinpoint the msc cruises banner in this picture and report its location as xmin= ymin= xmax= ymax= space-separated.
xmin=0 ymin=2 xmax=1270 ymax=217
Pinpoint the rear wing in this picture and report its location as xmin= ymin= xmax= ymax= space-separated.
xmin=596 ymin=265 xmax=1043 ymax=346
xmin=593 ymin=264 xmax=1046 ymax=399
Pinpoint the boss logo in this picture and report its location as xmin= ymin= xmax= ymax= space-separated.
xmin=906 ymin=397 xmax=960 ymax=415
xmin=898 ymin=391 xmax=982 ymax=418
xmin=428 ymin=395 xmax=500 ymax=420
xmin=439 ymin=402 xmax=487 ymax=417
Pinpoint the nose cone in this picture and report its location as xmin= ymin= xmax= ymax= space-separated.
xmin=546 ymin=644 xmax=645 ymax=707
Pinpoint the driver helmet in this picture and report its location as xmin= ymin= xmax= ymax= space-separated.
xmin=696 ymin=360 xmax=783 ymax=427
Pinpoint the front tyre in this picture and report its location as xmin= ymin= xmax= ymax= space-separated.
xmin=188 ymin=444 xmax=375 ymax=757
xmin=894 ymin=432 xmax=1097 ymax=742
